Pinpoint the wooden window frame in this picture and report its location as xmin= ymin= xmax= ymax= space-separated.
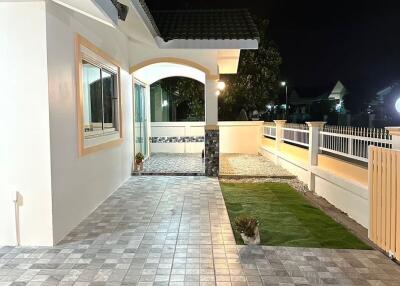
xmin=75 ymin=34 xmax=123 ymax=156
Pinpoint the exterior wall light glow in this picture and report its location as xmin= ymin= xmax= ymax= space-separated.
xmin=396 ymin=97 xmax=400 ymax=113
xmin=217 ymin=81 xmax=226 ymax=91
xmin=216 ymin=90 xmax=221 ymax=96
xmin=280 ymin=81 xmax=286 ymax=87
xmin=162 ymin=100 xmax=168 ymax=107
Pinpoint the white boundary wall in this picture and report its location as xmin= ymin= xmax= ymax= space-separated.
xmin=260 ymin=145 xmax=369 ymax=228
xmin=150 ymin=121 xmax=263 ymax=154
xmin=151 ymin=122 xmax=205 ymax=153
xmin=219 ymin=121 xmax=263 ymax=154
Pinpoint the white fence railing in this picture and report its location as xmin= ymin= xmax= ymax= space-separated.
xmin=283 ymin=124 xmax=309 ymax=147
xmin=263 ymin=124 xmax=276 ymax=138
xmin=263 ymin=122 xmax=394 ymax=163
xmin=320 ymin=126 xmax=392 ymax=162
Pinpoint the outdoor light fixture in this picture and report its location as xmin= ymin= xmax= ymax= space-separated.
xmin=217 ymin=81 xmax=226 ymax=91
xmin=395 ymin=97 xmax=400 ymax=113
xmin=280 ymin=81 xmax=286 ymax=87
xmin=162 ymin=100 xmax=168 ymax=107
xmin=216 ymin=90 xmax=221 ymax=96
xmin=111 ymin=0 xmax=129 ymax=21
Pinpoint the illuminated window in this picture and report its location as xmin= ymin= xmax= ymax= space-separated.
xmin=76 ymin=35 xmax=122 ymax=156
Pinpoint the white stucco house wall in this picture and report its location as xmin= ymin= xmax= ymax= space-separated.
xmin=0 ymin=0 xmax=258 ymax=246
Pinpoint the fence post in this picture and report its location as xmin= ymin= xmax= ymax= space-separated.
xmin=273 ymin=120 xmax=287 ymax=163
xmin=385 ymin=127 xmax=400 ymax=149
xmin=306 ymin=121 xmax=326 ymax=191
xmin=274 ymin=120 xmax=287 ymax=151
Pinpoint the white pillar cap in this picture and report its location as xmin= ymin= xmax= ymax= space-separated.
xmin=273 ymin=120 xmax=287 ymax=126
xmin=306 ymin=121 xmax=326 ymax=128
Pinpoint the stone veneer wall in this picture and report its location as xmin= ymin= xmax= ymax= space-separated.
xmin=205 ymin=129 xmax=219 ymax=176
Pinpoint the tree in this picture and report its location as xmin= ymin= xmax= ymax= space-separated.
xmin=158 ymin=77 xmax=204 ymax=121
xmin=219 ymin=19 xmax=282 ymax=120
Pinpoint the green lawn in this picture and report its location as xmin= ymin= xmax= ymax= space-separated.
xmin=220 ymin=182 xmax=371 ymax=249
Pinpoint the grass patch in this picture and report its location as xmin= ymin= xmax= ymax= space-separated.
xmin=220 ymin=182 xmax=371 ymax=249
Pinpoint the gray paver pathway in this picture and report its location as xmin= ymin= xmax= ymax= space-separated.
xmin=0 ymin=176 xmax=399 ymax=285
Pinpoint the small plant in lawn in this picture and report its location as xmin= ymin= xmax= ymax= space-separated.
xmin=234 ymin=215 xmax=260 ymax=245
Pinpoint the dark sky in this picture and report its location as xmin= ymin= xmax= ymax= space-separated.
xmin=146 ymin=0 xmax=400 ymax=97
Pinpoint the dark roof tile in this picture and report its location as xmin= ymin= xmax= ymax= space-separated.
xmin=150 ymin=9 xmax=259 ymax=41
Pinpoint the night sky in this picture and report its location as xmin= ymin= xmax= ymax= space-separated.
xmin=146 ymin=0 xmax=400 ymax=98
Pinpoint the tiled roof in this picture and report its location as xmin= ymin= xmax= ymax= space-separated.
xmin=137 ymin=0 xmax=161 ymax=36
xmin=150 ymin=9 xmax=259 ymax=41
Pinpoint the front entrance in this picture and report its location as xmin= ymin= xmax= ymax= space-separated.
xmin=131 ymin=61 xmax=221 ymax=176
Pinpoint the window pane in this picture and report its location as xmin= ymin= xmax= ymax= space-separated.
xmin=82 ymin=61 xmax=102 ymax=135
xmin=102 ymin=70 xmax=117 ymax=132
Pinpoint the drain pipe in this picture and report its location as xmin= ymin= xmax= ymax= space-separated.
xmin=13 ymin=191 xmax=21 ymax=246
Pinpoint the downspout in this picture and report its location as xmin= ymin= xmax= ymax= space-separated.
xmin=13 ymin=191 xmax=21 ymax=246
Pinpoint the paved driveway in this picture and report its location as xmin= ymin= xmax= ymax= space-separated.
xmin=1 ymin=176 xmax=399 ymax=285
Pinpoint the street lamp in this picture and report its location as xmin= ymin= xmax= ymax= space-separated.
xmin=281 ymin=81 xmax=288 ymax=119
xmin=396 ymin=97 xmax=400 ymax=113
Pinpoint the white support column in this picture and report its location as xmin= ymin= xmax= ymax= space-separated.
xmin=204 ymin=78 xmax=219 ymax=176
xmin=386 ymin=127 xmax=400 ymax=150
xmin=273 ymin=120 xmax=287 ymax=151
xmin=205 ymin=79 xmax=219 ymax=126
xmin=306 ymin=121 xmax=326 ymax=191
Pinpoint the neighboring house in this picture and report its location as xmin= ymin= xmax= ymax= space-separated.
xmin=368 ymin=81 xmax=400 ymax=124
xmin=0 ymin=0 xmax=258 ymax=246
xmin=289 ymin=81 xmax=347 ymax=122
xmin=371 ymin=81 xmax=400 ymax=110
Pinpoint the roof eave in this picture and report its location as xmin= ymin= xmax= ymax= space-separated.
xmin=155 ymin=37 xmax=259 ymax=49
xmin=129 ymin=0 xmax=160 ymax=38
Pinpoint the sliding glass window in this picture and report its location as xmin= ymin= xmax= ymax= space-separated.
xmin=82 ymin=60 xmax=119 ymax=138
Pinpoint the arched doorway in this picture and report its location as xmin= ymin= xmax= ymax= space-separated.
xmin=131 ymin=60 xmax=220 ymax=176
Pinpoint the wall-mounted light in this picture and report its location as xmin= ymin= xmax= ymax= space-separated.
xmin=217 ymin=81 xmax=226 ymax=91
xmin=162 ymin=100 xmax=168 ymax=107
xmin=280 ymin=81 xmax=287 ymax=87
xmin=216 ymin=90 xmax=221 ymax=96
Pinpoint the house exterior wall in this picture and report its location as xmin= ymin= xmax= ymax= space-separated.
xmin=0 ymin=1 xmax=54 ymax=246
xmin=45 ymin=1 xmax=133 ymax=244
xmin=0 ymin=0 xmax=237 ymax=246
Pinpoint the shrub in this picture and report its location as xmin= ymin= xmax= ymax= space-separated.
xmin=234 ymin=215 xmax=258 ymax=237
xmin=135 ymin=152 xmax=144 ymax=163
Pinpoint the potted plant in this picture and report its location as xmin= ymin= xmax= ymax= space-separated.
xmin=135 ymin=152 xmax=144 ymax=172
xmin=234 ymin=215 xmax=260 ymax=245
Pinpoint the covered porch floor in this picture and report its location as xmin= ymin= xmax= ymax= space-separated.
xmin=1 ymin=176 xmax=399 ymax=285
xmin=136 ymin=153 xmax=205 ymax=175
